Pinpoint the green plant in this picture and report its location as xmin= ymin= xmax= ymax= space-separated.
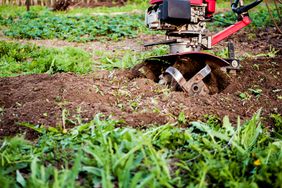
xmin=249 ymin=88 xmax=263 ymax=97
xmin=270 ymin=114 xmax=282 ymax=139
xmin=1 ymin=110 xmax=282 ymax=187
xmin=94 ymin=46 xmax=168 ymax=70
xmin=238 ymin=92 xmax=251 ymax=100
xmin=1 ymin=11 xmax=146 ymax=42
xmin=177 ymin=112 xmax=187 ymax=124
xmin=0 ymin=41 xmax=93 ymax=77
xmin=210 ymin=4 xmax=280 ymax=30
xmin=256 ymin=46 xmax=279 ymax=58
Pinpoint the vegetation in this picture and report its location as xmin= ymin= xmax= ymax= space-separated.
xmin=94 ymin=46 xmax=168 ymax=70
xmin=0 ymin=111 xmax=282 ymax=187
xmin=211 ymin=5 xmax=280 ymax=30
xmin=0 ymin=3 xmax=279 ymax=42
xmin=0 ymin=11 xmax=145 ymax=42
xmin=0 ymin=3 xmax=146 ymax=17
xmin=0 ymin=41 xmax=93 ymax=77
xmin=0 ymin=41 xmax=168 ymax=77
xmin=0 ymin=2 xmax=281 ymax=187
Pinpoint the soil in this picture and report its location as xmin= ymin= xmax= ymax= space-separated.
xmin=0 ymin=28 xmax=281 ymax=139
xmin=0 ymin=56 xmax=281 ymax=139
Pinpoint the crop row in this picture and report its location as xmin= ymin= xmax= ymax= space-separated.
xmin=0 ymin=11 xmax=145 ymax=42
xmin=0 ymin=5 xmax=279 ymax=42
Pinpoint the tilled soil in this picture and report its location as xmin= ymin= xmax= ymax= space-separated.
xmin=0 ymin=56 xmax=281 ymax=139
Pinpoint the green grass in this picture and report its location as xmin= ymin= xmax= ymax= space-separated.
xmin=0 ymin=111 xmax=282 ymax=187
xmin=0 ymin=41 xmax=168 ymax=77
xmin=211 ymin=2 xmax=281 ymax=30
xmin=0 ymin=5 xmax=46 ymax=17
xmin=0 ymin=41 xmax=93 ymax=77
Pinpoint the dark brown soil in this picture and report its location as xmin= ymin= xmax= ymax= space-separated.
xmin=0 ymin=56 xmax=281 ymax=139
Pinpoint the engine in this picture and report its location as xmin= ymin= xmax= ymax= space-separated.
xmin=145 ymin=0 xmax=216 ymax=52
xmin=146 ymin=0 xmax=216 ymax=32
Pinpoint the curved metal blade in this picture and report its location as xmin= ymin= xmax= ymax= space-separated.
xmin=165 ymin=65 xmax=211 ymax=96
xmin=132 ymin=52 xmax=231 ymax=94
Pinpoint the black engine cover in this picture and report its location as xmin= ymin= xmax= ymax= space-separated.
xmin=160 ymin=0 xmax=191 ymax=25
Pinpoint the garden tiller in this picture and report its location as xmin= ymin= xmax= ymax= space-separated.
xmin=133 ymin=0 xmax=263 ymax=96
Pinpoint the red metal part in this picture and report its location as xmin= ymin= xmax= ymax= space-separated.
xmin=204 ymin=0 xmax=216 ymax=17
xmin=150 ymin=0 xmax=163 ymax=4
xmin=211 ymin=16 xmax=252 ymax=46
xmin=150 ymin=0 xmax=203 ymax=5
xmin=190 ymin=0 xmax=203 ymax=5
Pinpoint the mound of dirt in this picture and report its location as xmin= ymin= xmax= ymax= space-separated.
xmin=0 ymin=56 xmax=281 ymax=139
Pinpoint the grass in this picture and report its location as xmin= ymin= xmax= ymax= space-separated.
xmin=0 ymin=41 xmax=168 ymax=77
xmin=0 ymin=41 xmax=93 ymax=77
xmin=0 ymin=5 xmax=46 ymax=17
xmin=0 ymin=111 xmax=282 ymax=187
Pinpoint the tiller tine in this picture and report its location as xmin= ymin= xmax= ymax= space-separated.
xmin=164 ymin=65 xmax=211 ymax=96
xmin=132 ymin=52 xmax=238 ymax=95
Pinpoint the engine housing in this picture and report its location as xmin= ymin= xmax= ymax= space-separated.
xmin=146 ymin=0 xmax=215 ymax=32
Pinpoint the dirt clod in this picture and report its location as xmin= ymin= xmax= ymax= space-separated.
xmin=0 ymin=57 xmax=281 ymax=139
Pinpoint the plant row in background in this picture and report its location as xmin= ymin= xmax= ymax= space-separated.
xmin=0 ymin=11 xmax=145 ymax=42
xmin=211 ymin=5 xmax=280 ymax=29
xmin=0 ymin=111 xmax=282 ymax=187
xmin=0 ymin=4 xmax=280 ymax=42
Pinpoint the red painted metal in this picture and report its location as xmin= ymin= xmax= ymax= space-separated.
xmin=150 ymin=0 xmax=203 ymax=5
xmin=211 ymin=16 xmax=252 ymax=46
xmin=205 ymin=0 xmax=216 ymax=13
xmin=190 ymin=0 xmax=203 ymax=5
xmin=150 ymin=0 xmax=163 ymax=4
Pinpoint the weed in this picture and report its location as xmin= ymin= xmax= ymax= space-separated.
xmin=256 ymin=46 xmax=279 ymax=58
xmin=238 ymin=92 xmax=251 ymax=100
xmin=203 ymin=114 xmax=221 ymax=128
xmin=271 ymin=113 xmax=282 ymax=129
xmin=178 ymin=111 xmax=187 ymax=124
xmin=0 ymin=41 xmax=93 ymax=77
xmin=1 ymin=111 xmax=282 ymax=187
xmin=248 ymin=88 xmax=263 ymax=97
xmin=94 ymin=46 xmax=168 ymax=70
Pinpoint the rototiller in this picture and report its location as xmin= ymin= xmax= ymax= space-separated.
xmin=133 ymin=0 xmax=262 ymax=95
